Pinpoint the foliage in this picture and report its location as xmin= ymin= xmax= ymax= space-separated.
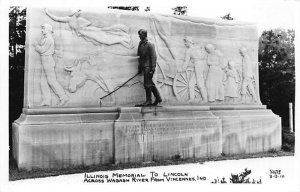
xmin=258 ymin=29 xmax=295 ymax=126
xmin=9 ymin=7 xmax=26 ymax=62
xmin=172 ymin=6 xmax=187 ymax=16
xmin=281 ymin=128 xmax=295 ymax=152
xmin=108 ymin=6 xmax=140 ymax=11
xmin=220 ymin=13 xmax=234 ymax=20
xmin=9 ymin=7 xmax=26 ymax=149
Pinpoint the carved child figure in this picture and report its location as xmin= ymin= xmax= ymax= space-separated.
xmin=223 ymin=60 xmax=239 ymax=103
xmin=239 ymin=47 xmax=257 ymax=103
xmin=33 ymin=24 xmax=69 ymax=106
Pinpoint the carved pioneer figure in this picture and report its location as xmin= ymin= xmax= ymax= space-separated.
xmin=44 ymin=9 xmax=133 ymax=49
xmin=223 ymin=60 xmax=239 ymax=103
xmin=33 ymin=23 xmax=69 ymax=106
xmin=178 ymin=37 xmax=208 ymax=103
xmin=137 ymin=29 xmax=162 ymax=106
xmin=239 ymin=47 xmax=257 ymax=103
xmin=205 ymin=44 xmax=225 ymax=102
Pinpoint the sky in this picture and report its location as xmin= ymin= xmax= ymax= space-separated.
xmin=148 ymin=0 xmax=296 ymax=33
xmin=1 ymin=0 xmax=298 ymax=33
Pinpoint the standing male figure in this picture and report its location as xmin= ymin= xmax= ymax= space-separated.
xmin=34 ymin=23 xmax=69 ymax=106
xmin=239 ymin=47 xmax=257 ymax=103
xmin=137 ymin=29 xmax=162 ymax=106
xmin=178 ymin=37 xmax=208 ymax=103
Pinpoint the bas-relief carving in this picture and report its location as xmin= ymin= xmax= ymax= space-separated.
xmin=30 ymin=8 xmax=260 ymax=107
xmin=223 ymin=60 xmax=239 ymax=103
xmin=147 ymin=38 xmax=258 ymax=105
xmin=239 ymin=47 xmax=257 ymax=103
xmin=204 ymin=44 xmax=226 ymax=103
xmin=65 ymin=58 xmax=115 ymax=104
xmin=32 ymin=9 xmax=138 ymax=107
xmin=34 ymin=24 xmax=69 ymax=106
xmin=15 ymin=8 xmax=280 ymax=171
xmin=176 ymin=37 xmax=207 ymax=103
xmin=33 ymin=24 xmax=115 ymax=107
xmin=167 ymin=38 xmax=258 ymax=104
xmin=45 ymin=9 xmax=134 ymax=49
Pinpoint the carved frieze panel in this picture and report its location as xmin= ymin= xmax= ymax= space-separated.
xmin=25 ymin=8 xmax=260 ymax=108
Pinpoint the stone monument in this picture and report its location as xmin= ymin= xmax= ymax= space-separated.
xmin=12 ymin=8 xmax=281 ymax=170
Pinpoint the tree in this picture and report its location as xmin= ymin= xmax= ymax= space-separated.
xmin=108 ymin=6 xmax=140 ymax=11
xmin=221 ymin=13 xmax=234 ymax=20
xmin=9 ymin=7 xmax=26 ymax=64
xmin=258 ymin=29 xmax=295 ymax=126
xmin=172 ymin=6 xmax=187 ymax=16
xmin=9 ymin=6 xmax=26 ymax=154
xmin=9 ymin=6 xmax=26 ymax=121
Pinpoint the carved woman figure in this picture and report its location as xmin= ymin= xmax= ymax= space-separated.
xmin=204 ymin=44 xmax=225 ymax=102
xmin=44 ymin=9 xmax=133 ymax=49
xmin=223 ymin=60 xmax=239 ymax=103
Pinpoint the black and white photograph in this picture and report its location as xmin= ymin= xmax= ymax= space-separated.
xmin=1 ymin=0 xmax=299 ymax=191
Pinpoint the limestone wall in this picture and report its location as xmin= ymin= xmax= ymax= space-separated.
xmin=25 ymin=8 xmax=261 ymax=108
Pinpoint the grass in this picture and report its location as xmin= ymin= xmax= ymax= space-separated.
xmin=282 ymin=128 xmax=295 ymax=152
xmin=9 ymin=128 xmax=295 ymax=181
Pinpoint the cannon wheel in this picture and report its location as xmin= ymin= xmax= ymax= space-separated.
xmin=173 ymin=68 xmax=202 ymax=102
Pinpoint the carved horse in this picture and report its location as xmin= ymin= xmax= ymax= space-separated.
xmin=66 ymin=59 xmax=115 ymax=103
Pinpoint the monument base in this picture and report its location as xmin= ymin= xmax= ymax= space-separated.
xmin=12 ymin=105 xmax=281 ymax=170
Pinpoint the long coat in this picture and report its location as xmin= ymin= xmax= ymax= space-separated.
xmin=137 ymin=39 xmax=157 ymax=87
xmin=137 ymin=39 xmax=157 ymax=70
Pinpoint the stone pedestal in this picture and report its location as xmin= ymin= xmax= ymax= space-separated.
xmin=211 ymin=105 xmax=282 ymax=155
xmin=12 ymin=8 xmax=282 ymax=170
xmin=13 ymin=105 xmax=281 ymax=170
xmin=114 ymin=106 xmax=222 ymax=164
xmin=12 ymin=108 xmax=118 ymax=170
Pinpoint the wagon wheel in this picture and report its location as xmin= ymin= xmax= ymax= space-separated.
xmin=155 ymin=62 xmax=167 ymax=88
xmin=173 ymin=68 xmax=202 ymax=102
